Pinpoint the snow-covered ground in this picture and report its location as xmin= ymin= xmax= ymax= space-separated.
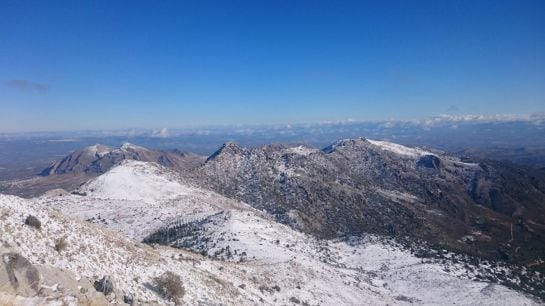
xmin=39 ymin=161 xmax=250 ymax=240
xmin=1 ymin=161 xmax=542 ymax=305
xmin=283 ymin=145 xmax=320 ymax=156
xmin=366 ymin=139 xmax=481 ymax=169
xmin=78 ymin=160 xmax=195 ymax=202
xmin=367 ymin=139 xmax=433 ymax=157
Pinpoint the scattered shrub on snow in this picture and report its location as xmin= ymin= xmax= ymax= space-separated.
xmin=289 ymin=296 xmax=301 ymax=304
xmin=94 ymin=276 xmax=114 ymax=295
xmin=153 ymin=271 xmax=185 ymax=304
xmin=24 ymin=215 xmax=41 ymax=230
xmin=54 ymin=237 xmax=68 ymax=253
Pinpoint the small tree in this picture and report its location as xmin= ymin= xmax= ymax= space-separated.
xmin=153 ymin=271 xmax=185 ymax=304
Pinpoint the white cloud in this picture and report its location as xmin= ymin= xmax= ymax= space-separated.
xmin=151 ymin=127 xmax=169 ymax=138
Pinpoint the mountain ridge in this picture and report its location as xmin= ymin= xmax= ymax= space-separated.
xmin=3 ymin=159 xmax=543 ymax=304
xmin=194 ymin=138 xmax=545 ymax=270
xmin=6 ymin=137 xmax=545 ymax=271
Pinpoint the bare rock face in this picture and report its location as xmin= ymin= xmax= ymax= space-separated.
xmin=417 ymin=154 xmax=441 ymax=170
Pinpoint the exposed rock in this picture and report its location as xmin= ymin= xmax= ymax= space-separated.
xmin=417 ymin=154 xmax=441 ymax=170
xmin=0 ymin=248 xmax=109 ymax=305
xmin=0 ymin=251 xmax=40 ymax=296
xmin=193 ymin=138 xmax=545 ymax=267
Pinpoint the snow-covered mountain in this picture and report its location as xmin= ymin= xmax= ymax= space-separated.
xmin=0 ymin=143 xmax=206 ymax=198
xmin=1 ymin=160 xmax=542 ymax=305
xmin=41 ymin=142 xmax=205 ymax=176
xmin=39 ymin=161 xmax=252 ymax=241
xmin=195 ymin=138 xmax=545 ymax=271
xmin=2 ymin=138 xmax=545 ymax=304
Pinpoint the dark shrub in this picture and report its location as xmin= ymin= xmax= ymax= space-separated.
xmin=94 ymin=276 xmax=114 ymax=295
xmin=153 ymin=271 xmax=185 ymax=304
xmin=289 ymin=296 xmax=301 ymax=304
xmin=24 ymin=215 xmax=41 ymax=230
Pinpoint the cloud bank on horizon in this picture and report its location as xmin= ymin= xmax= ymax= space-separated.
xmin=2 ymin=112 xmax=544 ymax=137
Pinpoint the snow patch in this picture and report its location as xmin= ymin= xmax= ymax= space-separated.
xmin=120 ymin=142 xmax=148 ymax=151
xmin=284 ymin=145 xmax=317 ymax=156
xmin=368 ymin=139 xmax=433 ymax=157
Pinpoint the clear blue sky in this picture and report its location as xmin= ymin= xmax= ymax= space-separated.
xmin=1 ymin=0 xmax=544 ymax=132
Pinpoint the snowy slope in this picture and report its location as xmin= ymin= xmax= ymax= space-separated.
xmin=40 ymin=161 xmax=250 ymax=240
xmin=145 ymin=208 xmax=543 ymax=305
xmin=0 ymin=194 xmax=257 ymax=305
xmin=4 ymin=161 xmax=542 ymax=305
xmin=367 ymin=139 xmax=433 ymax=157
xmin=3 ymin=194 xmax=540 ymax=306
xmin=78 ymin=160 xmax=193 ymax=201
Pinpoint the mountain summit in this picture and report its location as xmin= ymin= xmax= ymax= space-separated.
xmin=40 ymin=143 xmax=205 ymax=176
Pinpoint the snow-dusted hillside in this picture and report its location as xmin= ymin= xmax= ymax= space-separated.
xmin=39 ymin=161 xmax=250 ymax=241
xmin=78 ymin=160 xmax=194 ymax=201
xmin=367 ymin=139 xmax=433 ymax=157
xmin=1 ymin=193 xmax=540 ymax=305
xmin=4 ymin=160 xmax=537 ymax=305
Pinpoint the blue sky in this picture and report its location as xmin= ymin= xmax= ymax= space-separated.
xmin=1 ymin=0 xmax=544 ymax=132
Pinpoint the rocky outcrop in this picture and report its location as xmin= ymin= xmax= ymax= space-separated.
xmin=0 ymin=251 xmax=40 ymax=295
xmin=194 ymin=138 xmax=545 ymax=268
xmin=0 ymin=248 xmax=110 ymax=305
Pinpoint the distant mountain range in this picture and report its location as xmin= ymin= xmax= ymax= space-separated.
xmin=2 ymin=114 xmax=545 ymax=184
xmin=0 ymin=143 xmax=205 ymax=197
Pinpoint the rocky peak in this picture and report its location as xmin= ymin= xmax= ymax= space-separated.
xmin=206 ymin=141 xmax=244 ymax=162
xmin=322 ymin=137 xmax=368 ymax=153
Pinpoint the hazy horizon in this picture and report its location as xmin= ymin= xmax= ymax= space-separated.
xmin=0 ymin=111 xmax=544 ymax=135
